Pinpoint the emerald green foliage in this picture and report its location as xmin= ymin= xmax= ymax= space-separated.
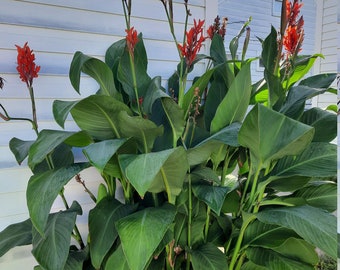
xmin=0 ymin=1 xmax=337 ymax=269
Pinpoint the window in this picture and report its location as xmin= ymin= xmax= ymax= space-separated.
xmin=272 ymin=0 xmax=283 ymax=17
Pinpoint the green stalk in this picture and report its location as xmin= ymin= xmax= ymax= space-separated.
xmin=128 ymin=53 xmax=142 ymax=116
xmin=247 ymin=165 xmax=262 ymax=211
xmin=186 ymin=173 xmax=193 ymax=270
xmin=28 ymin=86 xmax=38 ymax=135
xmin=204 ymin=206 xmax=211 ymax=242
xmin=229 ymin=215 xmax=256 ymax=270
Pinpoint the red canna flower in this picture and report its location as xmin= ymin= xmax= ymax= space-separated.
xmin=178 ymin=19 xmax=206 ymax=68
xmin=15 ymin=42 xmax=40 ymax=88
xmin=125 ymin=27 xmax=139 ymax=56
xmin=207 ymin=16 xmax=227 ymax=40
xmin=283 ymin=0 xmax=304 ymax=57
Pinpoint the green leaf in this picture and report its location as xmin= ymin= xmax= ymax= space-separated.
xmin=238 ymin=104 xmax=314 ymax=173
xmin=204 ymin=78 xmax=227 ymax=129
xmin=69 ymin=51 xmax=119 ymax=98
xmin=256 ymin=205 xmax=337 ymax=259
xmin=283 ymin=54 xmax=322 ymax=89
xmin=229 ymin=18 xmax=251 ymax=61
xmin=71 ymin=94 xmax=132 ymax=140
xmin=241 ymin=261 xmax=267 ymax=270
xmin=291 ymin=182 xmax=337 ymax=212
xmin=118 ymin=111 xmax=163 ymax=153
xmin=27 ymin=163 xmax=89 ymax=235
xmin=105 ymin=245 xmax=130 ymax=270
xmin=210 ymin=62 xmax=251 ymax=133
xmin=300 ymin=107 xmax=337 ymax=142
xmin=119 ymin=147 xmax=188 ymax=202
xmin=210 ymin=34 xmax=227 ymax=64
xmin=142 ymin=76 xmax=168 ymax=115
xmin=192 ymin=183 xmax=232 ymax=215
xmin=116 ymin=204 xmax=176 ymax=270
xmin=53 ymin=100 xmax=78 ymax=128
xmin=190 ymin=242 xmax=228 ymax=270
xmin=299 ymin=73 xmax=336 ymax=89
xmin=0 ymin=219 xmax=32 ymax=257
xmin=261 ymin=26 xmax=278 ymax=73
xmin=246 ymin=247 xmax=315 ymax=270
xmin=269 ymin=142 xmax=337 ymax=178
xmin=183 ymin=68 xmax=215 ymax=119
xmin=272 ymin=237 xmax=319 ymax=266
xmin=187 ymin=140 xmax=222 ymax=167
xmin=28 ymin=129 xmax=92 ymax=169
xmin=64 ymin=249 xmax=88 ymax=270
xmin=32 ymin=202 xmax=82 ymax=270
xmin=161 ymin=97 xmax=185 ymax=147
xmin=280 ymin=85 xmax=329 ymax=119
xmin=105 ymin=38 xmax=126 ymax=70
xmin=83 ymin=139 xmax=127 ymax=172
xmin=243 ymin=220 xmax=300 ymax=248
xmin=117 ymin=33 xmax=151 ymax=100
xmin=9 ymin=138 xmax=34 ymax=165
xmin=89 ymin=198 xmax=136 ymax=269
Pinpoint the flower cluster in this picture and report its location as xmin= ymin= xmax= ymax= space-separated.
xmin=283 ymin=0 xmax=304 ymax=58
xmin=15 ymin=42 xmax=40 ymax=88
xmin=125 ymin=27 xmax=139 ymax=56
xmin=178 ymin=19 xmax=206 ymax=68
xmin=207 ymin=15 xmax=227 ymax=40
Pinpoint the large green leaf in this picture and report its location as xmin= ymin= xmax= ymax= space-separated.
xmin=69 ymin=51 xmax=119 ymax=98
xmin=83 ymin=139 xmax=127 ymax=172
xmin=238 ymin=104 xmax=314 ymax=173
xmin=243 ymin=220 xmax=300 ymax=249
xmin=261 ymin=26 xmax=278 ymax=74
xmin=32 ymin=202 xmax=82 ymax=270
xmin=142 ymin=76 xmax=168 ymax=115
xmin=300 ymin=107 xmax=337 ymax=142
xmin=279 ymin=85 xmax=329 ymax=119
xmin=9 ymin=138 xmax=34 ymax=165
xmin=28 ymin=129 xmax=92 ymax=169
xmin=117 ymin=33 xmax=151 ymax=100
xmin=183 ymin=68 xmax=215 ymax=118
xmin=291 ymin=182 xmax=337 ymax=212
xmin=161 ymin=97 xmax=185 ymax=147
xmin=27 ymin=162 xmax=89 ymax=235
xmin=210 ymin=34 xmax=227 ymax=64
xmin=105 ymin=245 xmax=130 ymax=270
xmin=210 ymin=62 xmax=251 ymax=133
xmin=52 ymin=100 xmax=78 ymax=128
xmin=190 ymin=242 xmax=228 ymax=270
xmin=64 ymin=249 xmax=88 ymax=270
xmin=119 ymin=147 xmax=188 ymax=202
xmin=0 ymin=219 xmax=32 ymax=257
xmin=105 ymin=38 xmax=126 ymax=70
xmin=116 ymin=204 xmax=176 ymax=270
xmin=118 ymin=111 xmax=163 ymax=153
xmin=70 ymin=95 xmax=132 ymax=140
xmin=282 ymin=54 xmax=322 ymax=89
xmin=299 ymin=73 xmax=336 ymax=89
xmin=246 ymin=247 xmax=314 ymax=270
xmin=271 ymin=237 xmax=319 ymax=266
xmin=269 ymin=142 xmax=336 ymax=178
xmin=89 ymin=198 xmax=137 ymax=269
xmin=187 ymin=140 xmax=223 ymax=167
xmin=256 ymin=205 xmax=337 ymax=259
xmin=192 ymin=183 xmax=233 ymax=215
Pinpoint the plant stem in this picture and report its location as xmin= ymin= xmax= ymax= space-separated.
xmin=229 ymin=215 xmax=256 ymax=270
xmin=247 ymin=165 xmax=262 ymax=212
xmin=128 ymin=53 xmax=142 ymax=116
xmin=204 ymin=206 xmax=211 ymax=242
xmin=28 ymin=86 xmax=38 ymax=135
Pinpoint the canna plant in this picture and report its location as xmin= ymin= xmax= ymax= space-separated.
xmin=0 ymin=0 xmax=337 ymax=269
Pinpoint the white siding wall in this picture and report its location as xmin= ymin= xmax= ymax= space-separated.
xmin=313 ymin=0 xmax=338 ymax=108
xmin=218 ymin=0 xmax=317 ymax=82
xmin=0 ymin=1 xmax=217 ymax=268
